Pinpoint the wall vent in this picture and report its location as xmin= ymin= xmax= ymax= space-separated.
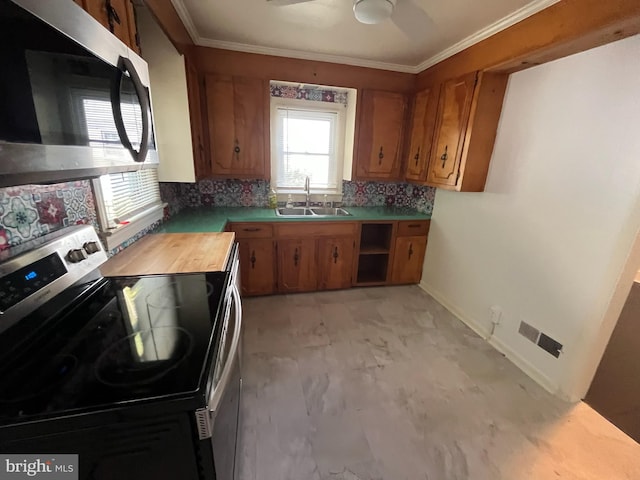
xmin=518 ymin=320 xmax=540 ymax=343
xmin=518 ymin=321 xmax=563 ymax=358
xmin=538 ymin=333 xmax=563 ymax=358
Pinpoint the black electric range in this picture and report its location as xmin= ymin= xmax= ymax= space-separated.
xmin=0 ymin=226 xmax=242 ymax=480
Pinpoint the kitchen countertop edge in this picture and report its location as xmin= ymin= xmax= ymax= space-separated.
xmin=157 ymin=207 xmax=431 ymax=233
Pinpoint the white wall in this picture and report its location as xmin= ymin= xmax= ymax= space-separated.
xmin=421 ymin=34 xmax=640 ymax=401
xmin=137 ymin=8 xmax=196 ymax=183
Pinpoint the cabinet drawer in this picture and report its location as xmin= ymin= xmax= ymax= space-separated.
xmin=230 ymin=223 xmax=273 ymax=238
xmin=275 ymin=222 xmax=357 ymax=238
xmin=397 ymin=220 xmax=430 ymax=237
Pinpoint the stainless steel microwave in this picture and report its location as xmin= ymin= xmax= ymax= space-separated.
xmin=0 ymin=0 xmax=158 ymax=188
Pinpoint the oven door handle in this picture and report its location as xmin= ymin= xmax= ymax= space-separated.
xmin=208 ymin=283 xmax=242 ymax=415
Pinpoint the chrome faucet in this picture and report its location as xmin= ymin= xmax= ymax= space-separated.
xmin=304 ymin=176 xmax=310 ymax=208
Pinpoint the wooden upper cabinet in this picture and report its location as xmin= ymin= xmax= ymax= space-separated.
xmin=405 ymin=87 xmax=437 ymax=183
xmin=185 ymin=58 xmax=209 ymax=178
xmin=427 ymin=72 xmax=477 ymax=188
xmin=205 ymin=74 xmax=268 ymax=179
xmin=426 ymin=71 xmax=508 ymax=192
xmin=354 ymin=90 xmax=408 ymax=181
xmin=77 ymin=0 xmax=140 ymax=53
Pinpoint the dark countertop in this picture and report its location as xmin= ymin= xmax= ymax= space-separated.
xmin=157 ymin=207 xmax=431 ymax=233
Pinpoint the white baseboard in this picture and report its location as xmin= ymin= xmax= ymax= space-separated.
xmin=418 ymin=281 xmax=564 ymax=399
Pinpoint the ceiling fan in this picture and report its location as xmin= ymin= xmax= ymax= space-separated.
xmin=267 ymin=0 xmax=433 ymax=41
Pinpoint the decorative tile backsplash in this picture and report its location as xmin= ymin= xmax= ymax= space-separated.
xmin=342 ymin=181 xmax=435 ymax=214
xmin=160 ymin=179 xmax=435 ymax=216
xmin=0 ymin=181 xmax=98 ymax=250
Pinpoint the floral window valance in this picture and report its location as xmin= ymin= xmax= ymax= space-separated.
xmin=270 ymin=82 xmax=348 ymax=106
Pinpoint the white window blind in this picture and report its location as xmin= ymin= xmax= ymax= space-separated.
xmin=98 ymin=169 xmax=161 ymax=229
xmin=274 ymin=107 xmax=341 ymax=192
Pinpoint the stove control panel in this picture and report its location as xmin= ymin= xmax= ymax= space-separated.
xmin=0 ymin=225 xmax=108 ymax=335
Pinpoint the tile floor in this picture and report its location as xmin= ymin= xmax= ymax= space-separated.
xmin=239 ymin=286 xmax=640 ymax=480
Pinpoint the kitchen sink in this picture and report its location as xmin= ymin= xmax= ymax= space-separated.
xmin=309 ymin=207 xmax=351 ymax=216
xmin=275 ymin=207 xmax=351 ymax=217
xmin=276 ymin=207 xmax=314 ymax=216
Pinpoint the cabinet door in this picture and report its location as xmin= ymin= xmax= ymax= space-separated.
xmin=81 ymin=0 xmax=110 ymax=29
xmin=205 ymin=75 xmax=267 ymax=178
xmin=391 ymin=235 xmax=427 ymax=284
xmin=277 ymin=238 xmax=317 ymax=293
xmin=405 ymin=88 xmax=437 ymax=182
xmin=427 ymin=72 xmax=477 ymax=188
xmin=81 ymin=0 xmax=137 ymax=51
xmin=186 ymin=60 xmax=210 ymax=178
xmin=355 ymin=90 xmax=407 ymax=180
xmin=318 ymin=237 xmax=354 ymax=290
xmin=233 ymin=77 xmax=267 ymax=177
xmin=238 ymin=238 xmax=275 ymax=296
xmin=124 ymin=0 xmax=140 ymax=53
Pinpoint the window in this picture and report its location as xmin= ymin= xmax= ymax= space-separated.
xmin=270 ymin=82 xmax=357 ymax=196
xmin=273 ymin=106 xmax=341 ymax=192
xmin=93 ymin=169 xmax=163 ymax=250
xmin=96 ymin=169 xmax=161 ymax=229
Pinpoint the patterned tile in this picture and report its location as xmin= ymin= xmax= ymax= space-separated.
xmin=0 ymin=228 xmax=8 ymax=251
xmin=0 ymin=180 xmax=99 ymax=249
xmin=0 ymin=194 xmax=42 ymax=245
xmin=35 ymin=192 xmax=66 ymax=227
xmin=159 ymin=178 xmax=436 ymax=216
xmin=270 ymin=83 xmax=349 ymax=106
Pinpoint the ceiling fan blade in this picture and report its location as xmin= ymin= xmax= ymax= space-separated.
xmin=267 ymin=0 xmax=316 ymax=5
xmin=392 ymin=0 xmax=434 ymax=43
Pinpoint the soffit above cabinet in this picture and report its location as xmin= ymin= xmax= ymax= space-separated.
xmin=170 ymin=0 xmax=559 ymax=73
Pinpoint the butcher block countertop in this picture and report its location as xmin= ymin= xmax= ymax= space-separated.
xmin=99 ymin=232 xmax=235 ymax=277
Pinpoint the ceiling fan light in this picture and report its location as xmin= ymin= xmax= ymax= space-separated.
xmin=353 ymin=0 xmax=394 ymax=25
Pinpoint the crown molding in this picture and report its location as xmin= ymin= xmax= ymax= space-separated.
xmin=415 ymin=0 xmax=561 ymax=72
xmin=171 ymin=0 xmax=561 ymax=74
xmin=170 ymin=0 xmax=198 ymax=44
xmin=196 ymin=38 xmax=419 ymax=73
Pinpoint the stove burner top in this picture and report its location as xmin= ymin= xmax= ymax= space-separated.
xmin=95 ymin=327 xmax=194 ymax=387
xmin=0 ymin=354 xmax=78 ymax=404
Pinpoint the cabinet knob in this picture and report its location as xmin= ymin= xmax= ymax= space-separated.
xmin=440 ymin=145 xmax=448 ymax=168
xmin=294 ymin=248 xmax=299 ymax=267
xmin=378 ymin=146 xmax=384 ymax=165
xmin=250 ymin=250 xmax=256 ymax=269
xmin=408 ymin=243 xmax=414 ymax=259
xmin=414 ymin=147 xmax=420 ymax=166
xmin=234 ymin=140 xmax=240 ymax=156
xmin=333 ymin=246 xmax=339 ymax=264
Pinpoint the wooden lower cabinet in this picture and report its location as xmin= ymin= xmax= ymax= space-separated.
xmin=237 ymin=238 xmax=275 ymax=296
xmin=390 ymin=220 xmax=430 ymax=284
xmin=229 ymin=223 xmax=275 ymax=296
xmin=391 ymin=235 xmax=427 ymax=284
xmin=230 ymin=220 xmax=427 ymax=296
xmin=277 ymin=238 xmax=317 ymax=293
xmin=318 ymin=237 xmax=355 ymax=290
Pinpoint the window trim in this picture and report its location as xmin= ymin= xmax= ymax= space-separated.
xmin=270 ymin=97 xmax=346 ymax=195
